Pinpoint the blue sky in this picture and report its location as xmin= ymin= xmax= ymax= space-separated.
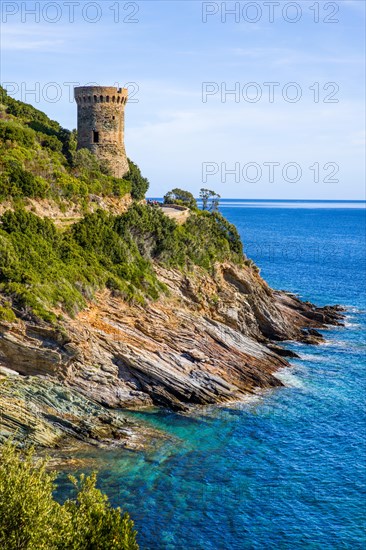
xmin=1 ymin=0 xmax=365 ymax=198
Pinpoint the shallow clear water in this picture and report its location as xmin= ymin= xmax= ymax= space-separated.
xmin=57 ymin=203 xmax=366 ymax=549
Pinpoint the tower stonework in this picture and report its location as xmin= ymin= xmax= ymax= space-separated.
xmin=74 ymin=86 xmax=129 ymax=178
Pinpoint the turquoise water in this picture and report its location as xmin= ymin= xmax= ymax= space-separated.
xmin=58 ymin=202 xmax=366 ymax=549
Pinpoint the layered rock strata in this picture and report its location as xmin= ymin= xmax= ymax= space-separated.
xmin=0 ymin=262 xmax=343 ymax=448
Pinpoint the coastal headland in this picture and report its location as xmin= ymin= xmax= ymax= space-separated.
xmin=0 ymin=86 xmax=343 ymax=452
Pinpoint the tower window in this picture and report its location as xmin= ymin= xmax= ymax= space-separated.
xmin=93 ymin=131 xmax=99 ymax=143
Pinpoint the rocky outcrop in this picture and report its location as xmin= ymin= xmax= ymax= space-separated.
xmin=0 ymin=261 xmax=343 ymax=448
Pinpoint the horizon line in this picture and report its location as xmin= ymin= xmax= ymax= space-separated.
xmin=148 ymin=198 xmax=366 ymax=202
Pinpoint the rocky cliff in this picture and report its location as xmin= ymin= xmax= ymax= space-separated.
xmin=0 ymin=259 xmax=343 ymax=450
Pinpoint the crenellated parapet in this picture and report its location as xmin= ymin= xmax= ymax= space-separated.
xmin=74 ymin=86 xmax=128 ymax=106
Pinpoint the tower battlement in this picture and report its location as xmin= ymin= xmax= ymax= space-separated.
xmin=74 ymin=86 xmax=129 ymax=178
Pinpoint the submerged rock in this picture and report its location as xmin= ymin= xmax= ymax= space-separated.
xmin=0 ymin=374 xmax=164 ymax=450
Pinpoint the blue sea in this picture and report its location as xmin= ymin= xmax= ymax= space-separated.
xmin=58 ymin=200 xmax=366 ymax=549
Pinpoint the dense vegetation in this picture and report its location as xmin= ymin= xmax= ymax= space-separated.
xmin=0 ymin=441 xmax=138 ymax=549
xmin=0 ymin=204 xmax=243 ymax=322
xmin=0 ymin=86 xmax=147 ymax=201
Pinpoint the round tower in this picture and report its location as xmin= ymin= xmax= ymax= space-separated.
xmin=74 ymin=86 xmax=129 ymax=178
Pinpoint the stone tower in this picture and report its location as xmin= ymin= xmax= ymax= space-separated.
xmin=74 ymin=86 xmax=129 ymax=178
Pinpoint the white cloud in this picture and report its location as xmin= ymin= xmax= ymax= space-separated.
xmin=1 ymin=25 xmax=68 ymax=51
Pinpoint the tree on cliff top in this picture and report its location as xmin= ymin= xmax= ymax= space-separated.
xmin=0 ymin=441 xmax=139 ymax=549
xmin=163 ymin=188 xmax=197 ymax=209
xmin=199 ymin=188 xmax=221 ymax=211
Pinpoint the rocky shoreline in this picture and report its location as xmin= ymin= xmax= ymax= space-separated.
xmin=0 ymin=261 xmax=344 ymax=450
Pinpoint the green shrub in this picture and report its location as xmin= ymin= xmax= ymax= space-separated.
xmin=1 ymin=208 xmax=57 ymax=240
xmin=38 ymin=133 xmax=63 ymax=153
xmin=0 ymin=441 xmax=139 ymax=550
xmin=0 ymin=120 xmax=35 ymax=148
xmin=8 ymin=165 xmax=48 ymax=198
xmin=64 ymin=473 xmax=138 ymax=550
xmin=58 ymin=128 xmax=77 ymax=164
xmin=124 ymin=159 xmax=149 ymax=200
xmin=112 ymin=177 xmax=132 ymax=197
xmin=0 ymin=163 xmax=49 ymax=200
xmin=0 ymin=305 xmax=16 ymax=322
xmin=72 ymin=148 xmax=101 ymax=176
